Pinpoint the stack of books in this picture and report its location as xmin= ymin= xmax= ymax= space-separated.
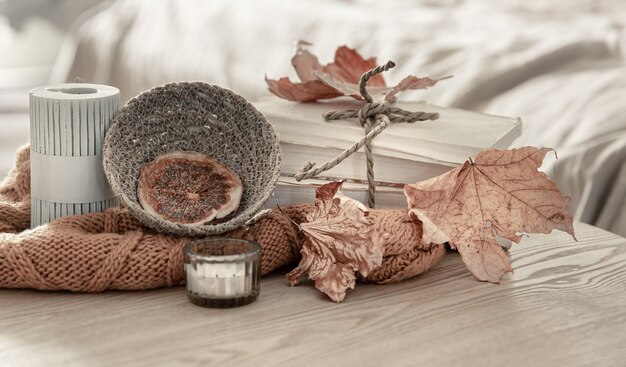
xmin=253 ymin=96 xmax=522 ymax=208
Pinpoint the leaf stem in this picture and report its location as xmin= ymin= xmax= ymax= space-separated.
xmin=276 ymin=205 xmax=302 ymax=230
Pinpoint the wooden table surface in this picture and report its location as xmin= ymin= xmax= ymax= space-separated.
xmin=1 ymin=222 xmax=625 ymax=367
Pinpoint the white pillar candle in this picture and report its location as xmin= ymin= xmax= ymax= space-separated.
xmin=29 ymin=84 xmax=120 ymax=227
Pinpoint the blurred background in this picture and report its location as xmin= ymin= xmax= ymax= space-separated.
xmin=1 ymin=0 xmax=625 ymax=235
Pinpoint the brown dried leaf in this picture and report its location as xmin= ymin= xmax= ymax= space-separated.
xmin=312 ymin=71 xmax=361 ymax=98
xmin=266 ymin=41 xmax=446 ymax=102
xmin=291 ymin=40 xmax=325 ymax=82
xmin=404 ymin=147 xmax=575 ymax=283
xmin=324 ymin=45 xmax=386 ymax=86
xmin=265 ymin=76 xmax=342 ymax=102
xmin=384 ymin=75 xmax=444 ymax=101
xmin=287 ymin=181 xmax=384 ymax=302
xmin=314 ymin=71 xmax=447 ymax=102
xmin=266 ymin=42 xmax=387 ymax=102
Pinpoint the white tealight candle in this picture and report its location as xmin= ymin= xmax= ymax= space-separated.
xmin=184 ymin=238 xmax=261 ymax=308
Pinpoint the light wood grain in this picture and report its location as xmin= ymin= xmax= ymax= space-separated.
xmin=1 ymin=222 xmax=625 ymax=367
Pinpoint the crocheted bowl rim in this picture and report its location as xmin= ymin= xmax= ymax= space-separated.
xmin=103 ymin=82 xmax=281 ymax=236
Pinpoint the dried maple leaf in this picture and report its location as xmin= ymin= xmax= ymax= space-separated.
xmin=266 ymin=41 xmax=446 ymax=102
xmin=266 ymin=41 xmax=382 ymax=102
xmin=312 ymin=71 xmax=391 ymax=101
xmin=385 ymin=75 xmax=448 ymax=101
xmin=324 ymin=45 xmax=385 ymax=86
xmin=291 ymin=40 xmax=325 ymax=82
xmin=287 ymin=181 xmax=384 ymax=302
xmin=313 ymin=71 xmax=447 ymax=102
xmin=404 ymin=147 xmax=575 ymax=283
xmin=264 ymin=76 xmax=341 ymax=102
xmin=313 ymin=71 xmax=449 ymax=102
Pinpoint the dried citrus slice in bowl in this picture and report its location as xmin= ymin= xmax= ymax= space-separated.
xmin=103 ymin=82 xmax=280 ymax=236
xmin=137 ymin=151 xmax=242 ymax=226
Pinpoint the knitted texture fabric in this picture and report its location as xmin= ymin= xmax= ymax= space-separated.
xmin=0 ymin=147 xmax=445 ymax=292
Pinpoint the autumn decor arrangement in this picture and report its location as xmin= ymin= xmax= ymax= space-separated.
xmin=0 ymin=43 xmax=576 ymax=304
xmin=265 ymin=42 xmax=450 ymax=208
xmin=267 ymin=43 xmax=575 ymax=297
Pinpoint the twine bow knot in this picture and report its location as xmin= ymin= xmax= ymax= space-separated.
xmin=294 ymin=61 xmax=440 ymax=208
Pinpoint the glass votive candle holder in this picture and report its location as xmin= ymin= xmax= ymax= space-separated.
xmin=184 ymin=237 xmax=261 ymax=308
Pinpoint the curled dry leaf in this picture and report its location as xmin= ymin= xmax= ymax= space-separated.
xmin=266 ymin=41 xmax=378 ymax=102
xmin=291 ymin=40 xmax=325 ymax=82
xmin=314 ymin=71 xmax=445 ymax=102
xmin=404 ymin=147 xmax=575 ymax=283
xmin=266 ymin=41 xmax=445 ymax=102
xmin=264 ymin=76 xmax=341 ymax=102
xmin=324 ymin=45 xmax=385 ymax=86
xmin=312 ymin=71 xmax=391 ymax=101
xmin=384 ymin=75 xmax=447 ymax=101
xmin=287 ymin=181 xmax=384 ymax=302
xmin=264 ymin=41 xmax=342 ymax=102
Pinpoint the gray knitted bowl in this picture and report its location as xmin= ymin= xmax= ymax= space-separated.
xmin=103 ymin=82 xmax=281 ymax=236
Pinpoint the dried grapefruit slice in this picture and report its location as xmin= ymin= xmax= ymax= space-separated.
xmin=137 ymin=151 xmax=242 ymax=225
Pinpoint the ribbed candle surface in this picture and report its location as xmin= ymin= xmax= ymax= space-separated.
xmin=29 ymin=84 xmax=120 ymax=227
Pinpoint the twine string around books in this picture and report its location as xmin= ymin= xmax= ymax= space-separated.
xmin=294 ymin=61 xmax=440 ymax=208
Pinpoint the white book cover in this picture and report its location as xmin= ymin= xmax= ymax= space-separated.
xmin=255 ymin=95 xmax=523 ymax=207
xmin=254 ymin=96 xmax=522 ymax=166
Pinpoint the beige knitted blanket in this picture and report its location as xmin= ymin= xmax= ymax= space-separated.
xmin=0 ymin=147 xmax=444 ymax=292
